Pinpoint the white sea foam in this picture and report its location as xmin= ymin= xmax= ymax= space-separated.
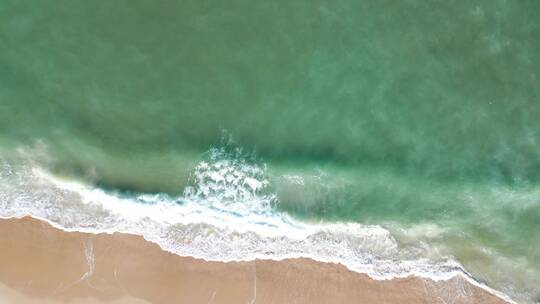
xmin=0 ymin=154 xmax=517 ymax=304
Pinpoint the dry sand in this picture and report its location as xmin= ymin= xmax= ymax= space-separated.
xmin=0 ymin=217 xmax=508 ymax=304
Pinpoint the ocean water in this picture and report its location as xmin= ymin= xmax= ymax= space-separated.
xmin=1 ymin=0 xmax=539 ymax=303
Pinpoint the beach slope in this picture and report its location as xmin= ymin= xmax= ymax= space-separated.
xmin=0 ymin=217 xmax=508 ymax=304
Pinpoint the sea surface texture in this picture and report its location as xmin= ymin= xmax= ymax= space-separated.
xmin=1 ymin=1 xmax=539 ymax=303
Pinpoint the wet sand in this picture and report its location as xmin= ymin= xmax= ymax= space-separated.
xmin=0 ymin=217 xmax=509 ymax=304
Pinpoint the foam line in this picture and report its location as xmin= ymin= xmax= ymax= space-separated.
xmin=0 ymin=163 xmax=518 ymax=304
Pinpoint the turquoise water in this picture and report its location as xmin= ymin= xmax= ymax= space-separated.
xmin=1 ymin=0 xmax=539 ymax=302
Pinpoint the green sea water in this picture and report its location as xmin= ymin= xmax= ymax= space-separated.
xmin=1 ymin=0 xmax=540 ymax=302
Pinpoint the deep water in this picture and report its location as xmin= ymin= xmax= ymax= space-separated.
xmin=1 ymin=0 xmax=539 ymax=302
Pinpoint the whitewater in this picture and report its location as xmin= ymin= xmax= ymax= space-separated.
xmin=0 ymin=149 xmax=516 ymax=304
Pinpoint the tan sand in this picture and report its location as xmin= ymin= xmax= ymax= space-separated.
xmin=0 ymin=217 xmax=508 ymax=304
xmin=0 ymin=282 xmax=150 ymax=304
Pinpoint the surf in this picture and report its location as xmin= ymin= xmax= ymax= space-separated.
xmin=0 ymin=150 xmax=518 ymax=304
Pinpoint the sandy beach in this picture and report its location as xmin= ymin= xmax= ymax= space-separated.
xmin=0 ymin=217 xmax=508 ymax=304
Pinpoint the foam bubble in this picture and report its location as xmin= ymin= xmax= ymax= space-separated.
xmin=0 ymin=156 xmax=517 ymax=304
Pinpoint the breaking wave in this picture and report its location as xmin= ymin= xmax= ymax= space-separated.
xmin=0 ymin=149 xmax=515 ymax=303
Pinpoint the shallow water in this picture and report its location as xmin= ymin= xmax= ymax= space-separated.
xmin=1 ymin=0 xmax=539 ymax=302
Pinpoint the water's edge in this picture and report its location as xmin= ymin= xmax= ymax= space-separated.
xmin=0 ymin=214 xmax=517 ymax=304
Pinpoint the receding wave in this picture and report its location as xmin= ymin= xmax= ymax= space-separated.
xmin=0 ymin=149 xmax=519 ymax=303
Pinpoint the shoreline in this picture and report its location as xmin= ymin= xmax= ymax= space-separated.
xmin=0 ymin=216 xmax=511 ymax=304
